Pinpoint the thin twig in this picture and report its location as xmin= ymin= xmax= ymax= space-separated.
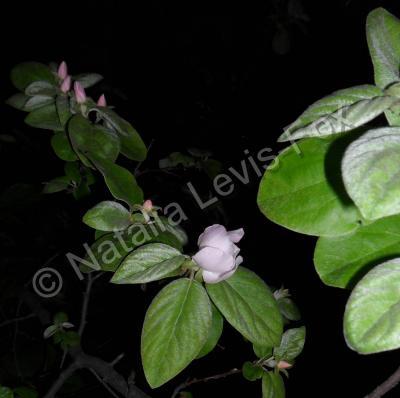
xmin=78 ymin=273 xmax=93 ymax=337
xmin=171 ymin=368 xmax=241 ymax=398
xmin=365 ymin=365 xmax=400 ymax=398
xmin=43 ymin=362 xmax=80 ymax=398
xmin=89 ymin=368 xmax=121 ymax=398
xmin=0 ymin=313 xmax=35 ymax=328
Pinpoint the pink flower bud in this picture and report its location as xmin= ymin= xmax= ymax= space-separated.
xmin=60 ymin=76 xmax=71 ymax=93
xmin=57 ymin=61 xmax=68 ymax=80
xmin=142 ymin=199 xmax=153 ymax=212
xmin=277 ymin=361 xmax=292 ymax=370
xmin=74 ymin=81 xmax=87 ymax=104
xmin=97 ymin=94 xmax=107 ymax=107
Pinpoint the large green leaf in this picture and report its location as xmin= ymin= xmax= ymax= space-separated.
xmin=274 ymin=327 xmax=306 ymax=362
xmin=73 ymin=73 xmax=103 ymax=88
xmin=141 ymin=278 xmax=212 ymax=388
xmin=25 ymin=104 xmax=63 ymax=131
xmin=10 ymin=62 xmax=56 ymax=91
xmin=96 ymin=107 xmax=147 ymax=161
xmin=367 ymin=8 xmax=400 ymax=90
xmin=6 ymin=93 xmax=53 ymax=112
xmin=111 ymin=243 xmax=185 ymax=284
xmin=258 ymin=136 xmax=360 ymax=236
xmin=314 ymin=214 xmax=400 ymax=288
xmin=25 ymin=80 xmax=57 ymax=96
xmin=344 ymin=258 xmax=400 ymax=354
xmin=206 ymin=267 xmax=283 ymax=347
xmin=56 ymin=95 xmax=72 ymax=126
xmin=196 ymin=303 xmax=223 ymax=359
xmin=83 ymin=201 xmax=132 ymax=232
xmin=84 ymin=225 xmax=183 ymax=272
xmin=342 ymin=127 xmax=400 ymax=220
xmin=0 ymin=387 xmax=13 ymax=398
xmin=69 ymin=115 xmax=120 ymax=163
xmin=51 ymin=133 xmax=78 ymax=161
xmin=278 ymin=85 xmax=385 ymax=142
xmin=262 ymin=372 xmax=285 ymax=398
xmin=90 ymin=156 xmax=143 ymax=207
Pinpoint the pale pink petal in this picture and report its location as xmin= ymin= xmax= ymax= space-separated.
xmin=74 ymin=81 xmax=87 ymax=104
xmin=198 ymin=224 xmax=233 ymax=255
xmin=142 ymin=199 xmax=153 ymax=212
xmin=235 ymin=255 xmax=243 ymax=266
xmin=97 ymin=94 xmax=107 ymax=107
xmin=227 ymin=228 xmax=244 ymax=243
xmin=58 ymin=61 xmax=68 ymax=80
xmin=60 ymin=76 xmax=71 ymax=93
xmin=192 ymin=246 xmax=235 ymax=273
xmin=202 ymin=270 xmax=223 ymax=283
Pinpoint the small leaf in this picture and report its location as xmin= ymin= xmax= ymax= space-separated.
xmin=96 ymin=107 xmax=147 ymax=161
xmin=51 ymin=133 xmax=78 ymax=162
xmin=258 ymin=135 xmax=360 ymax=237
xmin=278 ymin=95 xmax=396 ymax=142
xmin=11 ymin=62 xmax=56 ymax=91
xmin=277 ymin=297 xmax=301 ymax=322
xmin=43 ymin=177 xmax=71 ymax=193
xmin=13 ymin=387 xmax=37 ymax=398
xmin=279 ymin=85 xmax=384 ymax=141
xmin=253 ymin=344 xmax=273 ymax=359
xmin=74 ymin=73 xmax=103 ymax=88
xmin=43 ymin=325 xmax=59 ymax=339
xmin=344 ymin=258 xmax=400 ymax=354
xmin=262 ymin=372 xmax=285 ymax=398
xmin=314 ymin=214 xmax=400 ymax=288
xmin=90 ymin=155 xmax=143 ymax=207
xmin=24 ymin=95 xmax=55 ymax=111
xmin=342 ymin=127 xmax=400 ymax=220
xmin=367 ymin=8 xmax=400 ymax=89
xmin=69 ymin=115 xmax=120 ymax=163
xmin=6 ymin=93 xmax=29 ymax=111
xmin=83 ymin=201 xmax=131 ymax=232
xmin=112 ymin=243 xmax=185 ymax=284
xmin=56 ymin=95 xmax=71 ymax=126
xmin=274 ymin=327 xmax=306 ymax=362
xmin=206 ymin=267 xmax=283 ymax=347
xmin=141 ymin=278 xmax=212 ymax=388
xmin=25 ymin=104 xmax=63 ymax=131
xmin=196 ymin=303 xmax=223 ymax=358
xmin=25 ymin=80 xmax=56 ymax=96
xmin=242 ymin=362 xmax=263 ymax=381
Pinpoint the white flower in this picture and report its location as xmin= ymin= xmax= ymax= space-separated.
xmin=192 ymin=224 xmax=244 ymax=284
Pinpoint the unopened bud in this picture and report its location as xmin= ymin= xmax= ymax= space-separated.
xmin=74 ymin=81 xmax=87 ymax=104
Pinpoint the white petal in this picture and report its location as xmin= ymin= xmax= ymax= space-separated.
xmin=202 ymin=270 xmax=224 ymax=283
xmin=235 ymin=255 xmax=243 ymax=266
xmin=198 ymin=224 xmax=236 ymax=255
xmin=192 ymin=246 xmax=235 ymax=273
xmin=227 ymin=228 xmax=244 ymax=243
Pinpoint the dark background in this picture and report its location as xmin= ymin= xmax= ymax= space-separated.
xmin=1 ymin=0 xmax=400 ymax=397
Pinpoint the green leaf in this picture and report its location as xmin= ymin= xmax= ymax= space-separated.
xmin=262 ymin=372 xmax=285 ymax=398
xmin=24 ymin=95 xmax=55 ymax=111
xmin=342 ymin=127 xmax=400 ymax=220
xmin=64 ymin=162 xmax=82 ymax=182
xmin=13 ymin=387 xmax=37 ymax=398
xmin=258 ymin=135 xmax=361 ymax=236
xmin=83 ymin=201 xmax=131 ymax=232
xmin=69 ymin=115 xmax=120 ymax=163
xmin=90 ymin=156 xmax=143 ymax=207
xmin=0 ymin=387 xmax=13 ymax=398
xmin=84 ymin=225 xmax=183 ymax=272
xmin=51 ymin=133 xmax=78 ymax=161
xmin=141 ymin=278 xmax=212 ymax=388
xmin=314 ymin=214 xmax=400 ymax=288
xmin=277 ymin=297 xmax=301 ymax=322
xmin=96 ymin=108 xmax=147 ymax=161
xmin=74 ymin=73 xmax=103 ymax=88
xmin=344 ymin=258 xmax=400 ymax=354
xmin=25 ymin=104 xmax=63 ymax=131
xmin=43 ymin=177 xmax=71 ymax=193
xmin=206 ymin=267 xmax=283 ymax=347
xmin=278 ymin=85 xmax=384 ymax=142
xmin=196 ymin=303 xmax=223 ymax=358
xmin=10 ymin=62 xmax=56 ymax=91
xmin=274 ymin=327 xmax=306 ymax=362
xmin=367 ymin=8 xmax=400 ymax=90
xmin=253 ymin=344 xmax=273 ymax=359
xmin=278 ymin=95 xmax=396 ymax=142
xmin=112 ymin=243 xmax=185 ymax=284
xmin=56 ymin=95 xmax=71 ymax=126
xmin=25 ymin=80 xmax=56 ymax=96
xmin=242 ymin=362 xmax=264 ymax=381
xmin=6 ymin=93 xmax=29 ymax=111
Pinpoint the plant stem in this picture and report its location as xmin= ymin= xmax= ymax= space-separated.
xmin=365 ymin=365 xmax=400 ymax=398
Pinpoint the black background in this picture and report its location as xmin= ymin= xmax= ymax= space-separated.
xmin=1 ymin=0 xmax=400 ymax=397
